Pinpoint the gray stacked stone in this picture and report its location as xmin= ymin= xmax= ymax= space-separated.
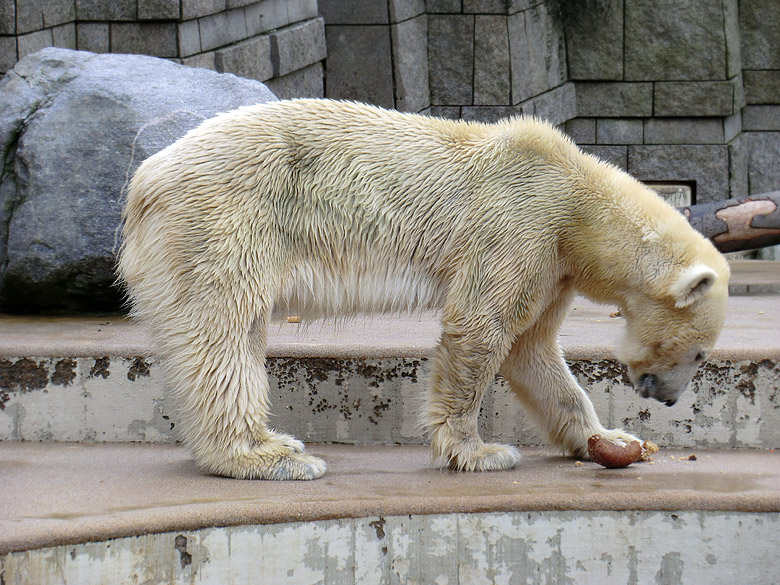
xmin=319 ymin=0 xmax=428 ymax=112
xmin=1 ymin=0 xmax=76 ymax=69
xmin=643 ymin=119 xmax=724 ymax=146
xmin=428 ymin=14 xmax=473 ymax=105
xmin=0 ymin=0 xmax=326 ymax=100
xmin=653 ymin=81 xmax=740 ymax=118
xmin=473 ymin=15 xmax=510 ymax=105
xmin=576 ymin=83 xmax=653 ymax=118
xmin=324 ymin=24 xmax=394 ymax=107
xmin=163 ymin=0 xmax=326 ymax=98
xmin=596 ymin=119 xmax=642 ymax=146
xmin=623 ymin=0 xmax=730 ymax=81
xmin=509 ymin=2 xmax=566 ymax=102
xmin=320 ymin=0 xmax=573 ymax=124
xmin=562 ymin=0 xmax=622 ymax=80
xmin=560 ymin=0 xmax=780 ymax=204
xmin=628 ymin=146 xmax=730 ymax=205
xmin=739 ymin=0 xmax=780 ymax=200
xmin=422 ymin=0 xmax=572 ymax=123
xmin=391 ymin=13 xmax=428 ymax=112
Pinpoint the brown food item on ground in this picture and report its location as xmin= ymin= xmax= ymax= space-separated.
xmin=588 ymin=434 xmax=643 ymax=468
xmin=286 ymin=315 xmax=301 ymax=323
xmin=641 ymin=440 xmax=659 ymax=461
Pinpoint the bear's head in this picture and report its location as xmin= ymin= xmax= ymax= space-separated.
xmin=615 ymin=262 xmax=729 ymax=406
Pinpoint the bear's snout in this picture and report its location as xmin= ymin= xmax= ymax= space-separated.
xmin=637 ymin=373 xmax=678 ymax=406
xmin=637 ymin=373 xmax=657 ymax=398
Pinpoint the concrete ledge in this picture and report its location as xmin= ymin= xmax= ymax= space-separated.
xmin=1 ymin=442 xmax=779 ymax=556
xmin=2 ymin=353 xmax=778 ymax=448
xmin=1 ymin=281 xmax=778 ymax=447
xmin=0 ymin=287 xmax=777 ymax=361
xmin=3 ymin=511 xmax=778 ymax=584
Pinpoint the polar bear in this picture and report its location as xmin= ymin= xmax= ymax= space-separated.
xmin=119 ymin=99 xmax=729 ymax=480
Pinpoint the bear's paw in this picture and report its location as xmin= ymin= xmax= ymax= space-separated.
xmin=442 ymin=440 xmax=522 ymax=472
xmin=203 ymin=433 xmax=327 ymax=480
xmin=231 ymin=449 xmax=327 ymax=480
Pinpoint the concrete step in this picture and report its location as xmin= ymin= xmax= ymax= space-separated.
xmin=726 ymin=259 xmax=780 ymax=294
xmin=1 ymin=292 xmax=778 ymax=449
xmin=1 ymin=442 xmax=779 ymax=584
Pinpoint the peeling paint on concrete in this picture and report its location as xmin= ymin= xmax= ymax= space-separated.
xmin=656 ymin=551 xmax=684 ymax=585
xmin=88 ymin=357 xmax=110 ymax=379
xmin=127 ymin=357 xmax=151 ymax=381
xmin=51 ymin=359 xmax=77 ymax=386
xmin=1 ymin=511 xmax=778 ymax=585
xmin=0 ymin=356 xmax=169 ymax=442
xmin=269 ymin=357 xmax=422 ymax=444
xmin=0 ymin=358 xmax=49 ymax=410
xmin=0 ymin=356 xmax=778 ymax=448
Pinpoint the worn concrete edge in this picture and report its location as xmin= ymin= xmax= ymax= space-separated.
xmin=3 ymin=489 xmax=780 ymax=556
xmin=4 ymin=499 xmax=780 ymax=557
xmin=1 ymin=344 xmax=777 ymax=362
xmin=3 ymin=447 xmax=780 ymax=556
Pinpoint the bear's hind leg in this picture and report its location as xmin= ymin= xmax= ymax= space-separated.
xmin=160 ymin=300 xmax=326 ymax=480
xmin=425 ymin=314 xmax=521 ymax=472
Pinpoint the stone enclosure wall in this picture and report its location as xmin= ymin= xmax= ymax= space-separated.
xmin=0 ymin=0 xmax=326 ymax=99
xmin=318 ymin=0 xmax=576 ymax=125
xmin=561 ymin=0 xmax=779 ymax=204
xmin=318 ymin=0 xmax=780 ymax=205
xmin=2 ymin=0 xmax=778 ymax=205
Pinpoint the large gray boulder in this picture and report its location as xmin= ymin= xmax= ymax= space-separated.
xmin=0 ymin=48 xmax=277 ymax=313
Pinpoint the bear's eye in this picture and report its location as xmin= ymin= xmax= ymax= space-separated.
xmin=694 ymin=351 xmax=707 ymax=362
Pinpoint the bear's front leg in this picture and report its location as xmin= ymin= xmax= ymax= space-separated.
xmin=425 ymin=316 xmax=521 ymax=471
xmin=499 ymin=294 xmax=641 ymax=458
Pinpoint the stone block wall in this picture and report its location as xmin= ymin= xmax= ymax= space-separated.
xmin=3 ymin=0 xmax=779 ymax=205
xmin=318 ymin=0 xmax=429 ymax=112
xmin=561 ymin=0 xmax=743 ymax=203
xmin=737 ymin=0 xmax=780 ymax=198
xmin=562 ymin=0 xmax=780 ymax=204
xmin=317 ymin=0 xmax=574 ymax=122
xmin=319 ymin=0 xmax=779 ymax=205
xmin=0 ymin=0 xmax=326 ymax=99
xmin=423 ymin=0 xmax=575 ymax=124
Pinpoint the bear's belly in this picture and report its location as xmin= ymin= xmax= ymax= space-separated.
xmin=275 ymin=261 xmax=446 ymax=319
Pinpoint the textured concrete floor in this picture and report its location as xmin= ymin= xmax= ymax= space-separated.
xmin=2 ymin=442 xmax=780 ymax=555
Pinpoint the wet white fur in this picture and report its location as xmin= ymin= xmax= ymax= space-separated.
xmin=119 ymin=99 xmax=729 ymax=480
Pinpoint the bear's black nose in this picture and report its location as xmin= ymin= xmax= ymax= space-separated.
xmin=664 ymin=398 xmax=677 ymax=407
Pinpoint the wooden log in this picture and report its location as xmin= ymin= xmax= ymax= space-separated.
xmin=678 ymin=191 xmax=780 ymax=253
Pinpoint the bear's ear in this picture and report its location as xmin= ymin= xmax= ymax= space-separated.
xmin=670 ymin=264 xmax=718 ymax=308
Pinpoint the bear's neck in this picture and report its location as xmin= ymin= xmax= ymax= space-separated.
xmin=560 ymin=169 xmax=676 ymax=308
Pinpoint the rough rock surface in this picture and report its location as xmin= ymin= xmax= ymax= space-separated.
xmin=0 ymin=48 xmax=277 ymax=313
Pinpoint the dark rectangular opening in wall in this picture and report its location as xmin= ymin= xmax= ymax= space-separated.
xmin=643 ymin=181 xmax=696 ymax=206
